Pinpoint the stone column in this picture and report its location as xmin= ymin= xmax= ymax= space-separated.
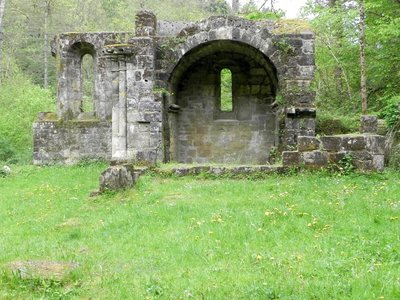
xmin=125 ymin=37 xmax=162 ymax=164
xmin=111 ymin=57 xmax=128 ymax=160
xmin=281 ymin=32 xmax=316 ymax=149
xmin=57 ymin=55 xmax=83 ymax=119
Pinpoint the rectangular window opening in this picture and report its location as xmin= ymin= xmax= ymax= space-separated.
xmin=81 ymin=54 xmax=95 ymax=112
xmin=220 ymin=68 xmax=233 ymax=112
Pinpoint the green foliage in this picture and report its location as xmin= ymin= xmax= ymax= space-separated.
xmin=244 ymin=10 xmax=283 ymax=21
xmin=303 ymin=0 xmax=400 ymax=115
xmin=316 ymin=113 xmax=360 ymax=135
xmin=273 ymin=38 xmax=295 ymax=55
xmin=0 ymin=165 xmax=399 ymax=298
xmin=220 ymin=68 xmax=232 ymax=111
xmin=0 ymin=74 xmax=55 ymax=163
xmin=304 ymin=2 xmax=360 ymax=113
xmin=388 ymin=144 xmax=400 ymax=171
xmin=205 ymin=0 xmax=230 ymax=15
xmin=379 ymin=95 xmax=400 ymax=128
xmin=337 ymin=153 xmax=355 ymax=175
xmin=0 ymin=272 xmax=81 ymax=299
xmin=0 ymin=138 xmax=16 ymax=163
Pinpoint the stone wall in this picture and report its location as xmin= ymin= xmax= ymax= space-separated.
xmin=51 ymin=32 xmax=134 ymax=121
xmin=33 ymin=120 xmax=111 ymax=165
xmin=161 ymin=17 xmax=316 ymax=163
xmin=34 ymin=12 xmax=317 ymax=165
xmin=282 ymin=134 xmax=385 ymax=172
xmin=169 ymin=41 xmax=277 ymax=164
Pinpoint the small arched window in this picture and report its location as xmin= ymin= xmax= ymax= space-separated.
xmin=81 ymin=54 xmax=95 ymax=112
xmin=220 ymin=68 xmax=233 ymax=112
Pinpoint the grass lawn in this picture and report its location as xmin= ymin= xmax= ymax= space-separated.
xmin=0 ymin=164 xmax=399 ymax=299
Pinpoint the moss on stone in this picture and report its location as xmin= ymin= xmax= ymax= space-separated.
xmin=38 ymin=112 xmax=58 ymax=121
xmin=271 ymin=19 xmax=312 ymax=35
xmin=104 ymin=44 xmax=133 ymax=48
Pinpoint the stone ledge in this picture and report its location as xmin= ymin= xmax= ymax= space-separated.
xmin=155 ymin=165 xmax=287 ymax=176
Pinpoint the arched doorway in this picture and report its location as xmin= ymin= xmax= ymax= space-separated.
xmin=168 ymin=40 xmax=279 ymax=164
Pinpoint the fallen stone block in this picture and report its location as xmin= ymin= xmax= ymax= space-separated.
xmin=99 ymin=164 xmax=138 ymax=193
xmin=9 ymin=261 xmax=78 ymax=280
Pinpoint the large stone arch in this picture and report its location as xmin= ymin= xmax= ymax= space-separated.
xmin=164 ymin=16 xmax=285 ymax=85
xmin=166 ymin=38 xmax=281 ymax=164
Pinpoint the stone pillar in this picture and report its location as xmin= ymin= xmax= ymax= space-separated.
xmin=360 ymin=115 xmax=378 ymax=134
xmin=135 ymin=11 xmax=157 ymax=37
xmin=281 ymin=32 xmax=316 ymax=149
xmin=284 ymin=107 xmax=316 ymax=148
xmin=112 ymin=57 xmax=128 ymax=160
xmin=57 ymin=55 xmax=83 ymax=119
xmin=104 ymin=38 xmax=161 ymax=164
xmin=125 ymin=38 xmax=162 ymax=164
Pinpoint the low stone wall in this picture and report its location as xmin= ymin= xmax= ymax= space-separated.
xmin=283 ymin=134 xmax=386 ymax=171
xmin=33 ymin=121 xmax=112 ymax=165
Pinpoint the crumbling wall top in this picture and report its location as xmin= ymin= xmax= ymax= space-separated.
xmin=135 ymin=10 xmax=157 ymax=36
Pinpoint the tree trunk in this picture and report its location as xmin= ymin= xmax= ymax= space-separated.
xmin=232 ymin=0 xmax=239 ymax=14
xmin=0 ymin=0 xmax=6 ymax=78
xmin=43 ymin=1 xmax=49 ymax=89
xmin=359 ymin=0 xmax=368 ymax=114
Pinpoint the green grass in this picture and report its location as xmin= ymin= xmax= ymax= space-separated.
xmin=0 ymin=164 xmax=399 ymax=299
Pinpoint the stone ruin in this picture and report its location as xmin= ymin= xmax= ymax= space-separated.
xmin=33 ymin=11 xmax=385 ymax=172
xmin=33 ymin=11 xmax=316 ymax=166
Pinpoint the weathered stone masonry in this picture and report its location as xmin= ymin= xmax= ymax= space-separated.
xmin=33 ymin=11 xmax=317 ymax=165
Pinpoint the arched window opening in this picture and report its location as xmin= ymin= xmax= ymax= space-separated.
xmin=220 ymin=68 xmax=233 ymax=112
xmin=81 ymin=54 xmax=95 ymax=112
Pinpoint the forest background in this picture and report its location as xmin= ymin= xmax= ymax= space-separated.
xmin=0 ymin=0 xmax=399 ymax=164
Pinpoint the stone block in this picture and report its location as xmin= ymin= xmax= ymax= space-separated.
xmin=351 ymin=150 xmax=373 ymax=161
xmin=342 ymin=135 xmax=367 ymax=151
xmin=303 ymin=151 xmax=328 ymax=169
xmin=360 ymin=115 xmax=378 ymax=134
xmin=298 ymin=136 xmax=320 ymax=152
xmin=299 ymin=118 xmax=315 ymax=130
xmin=372 ymin=155 xmax=385 ymax=172
xmin=327 ymin=152 xmax=346 ymax=164
xmin=9 ymin=261 xmax=79 ymax=281
xmin=282 ymin=151 xmax=302 ymax=167
xmin=366 ymin=135 xmax=386 ymax=155
xmin=320 ymin=136 xmax=342 ymax=152
xmin=285 ymin=118 xmax=300 ymax=130
xmin=99 ymin=164 xmax=136 ymax=193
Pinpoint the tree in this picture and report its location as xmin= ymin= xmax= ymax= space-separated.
xmin=41 ymin=0 xmax=57 ymax=89
xmin=231 ymin=0 xmax=239 ymax=14
xmin=0 ymin=0 xmax=6 ymax=77
xmin=358 ymin=0 xmax=367 ymax=114
xmin=259 ymin=0 xmax=276 ymax=12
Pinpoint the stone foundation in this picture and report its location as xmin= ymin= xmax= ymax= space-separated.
xmin=283 ymin=134 xmax=386 ymax=171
